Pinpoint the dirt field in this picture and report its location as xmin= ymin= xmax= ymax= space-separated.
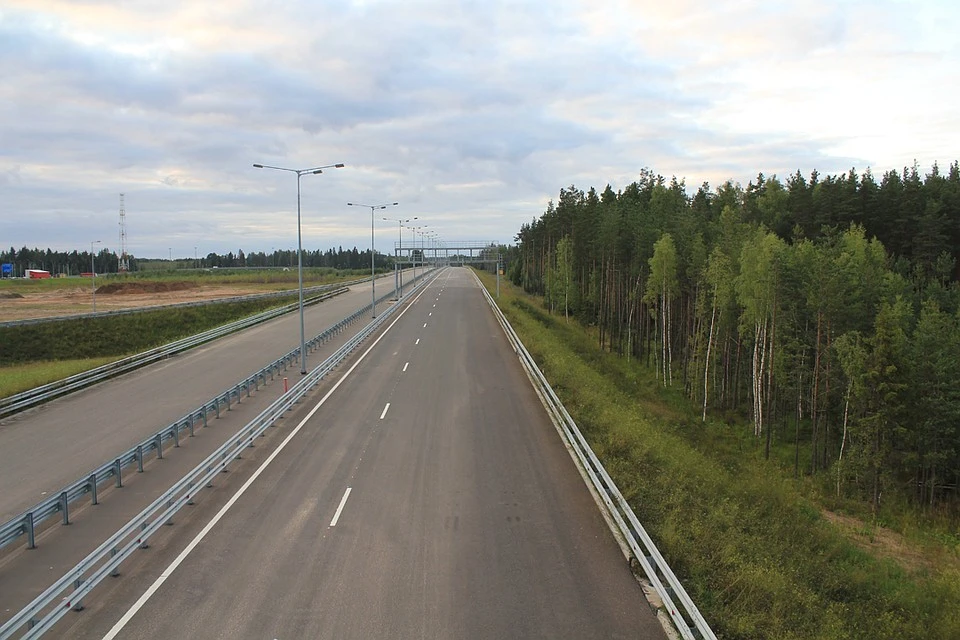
xmin=0 ymin=281 xmax=272 ymax=322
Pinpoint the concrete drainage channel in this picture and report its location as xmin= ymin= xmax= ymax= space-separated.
xmin=0 ymin=268 xmax=442 ymax=639
xmin=474 ymin=271 xmax=716 ymax=640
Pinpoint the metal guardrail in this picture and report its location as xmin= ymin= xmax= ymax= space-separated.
xmin=0 ymin=267 xmax=440 ymax=640
xmin=475 ymin=274 xmax=716 ymax=640
xmin=0 ymin=270 xmax=432 ymax=554
xmin=0 ymin=286 xmax=350 ymax=418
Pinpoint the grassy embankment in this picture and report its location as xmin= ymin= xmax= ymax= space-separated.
xmin=0 ymin=268 xmax=366 ymax=397
xmin=475 ymin=270 xmax=959 ymax=640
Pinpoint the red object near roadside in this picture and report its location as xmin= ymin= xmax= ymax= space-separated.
xmin=26 ymin=269 xmax=51 ymax=279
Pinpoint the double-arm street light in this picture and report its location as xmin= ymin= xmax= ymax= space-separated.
xmin=253 ymin=162 xmax=345 ymax=374
xmin=382 ymin=215 xmax=417 ymax=299
xmin=410 ymin=226 xmax=427 ymax=281
xmin=347 ymin=201 xmax=398 ymax=318
xmin=90 ymin=239 xmax=101 ymax=312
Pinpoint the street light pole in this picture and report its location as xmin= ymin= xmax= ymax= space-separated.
xmin=254 ymin=162 xmax=345 ymax=374
xmin=347 ymin=201 xmax=398 ymax=318
xmin=383 ymin=216 xmax=417 ymax=299
xmin=90 ymin=240 xmax=101 ymax=312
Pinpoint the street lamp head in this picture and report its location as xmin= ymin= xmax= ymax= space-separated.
xmin=253 ymin=164 xmax=263 ymax=168
xmin=334 ymin=163 xmax=345 ymax=168
xmin=392 ymin=202 xmax=399 ymax=206
xmin=312 ymin=169 xmax=323 ymax=174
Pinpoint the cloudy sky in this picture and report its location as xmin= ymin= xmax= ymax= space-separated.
xmin=1 ymin=0 xmax=957 ymax=259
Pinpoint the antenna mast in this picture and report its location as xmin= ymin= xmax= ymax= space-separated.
xmin=118 ymin=193 xmax=129 ymax=272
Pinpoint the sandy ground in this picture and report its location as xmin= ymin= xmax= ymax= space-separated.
xmin=0 ymin=282 xmax=271 ymax=323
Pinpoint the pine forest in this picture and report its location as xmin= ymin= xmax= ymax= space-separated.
xmin=511 ymin=162 xmax=960 ymax=512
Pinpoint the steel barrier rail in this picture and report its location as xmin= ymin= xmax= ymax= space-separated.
xmin=475 ymin=274 xmax=716 ymax=640
xmin=0 ymin=286 xmax=350 ymax=418
xmin=0 ymin=271 xmax=432 ymax=553
xmin=0 ymin=267 xmax=441 ymax=640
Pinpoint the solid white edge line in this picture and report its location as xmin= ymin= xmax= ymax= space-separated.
xmin=329 ymin=487 xmax=352 ymax=527
xmin=380 ymin=403 xmax=390 ymax=420
xmin=102 ymin=278 xmax=436 ymax=640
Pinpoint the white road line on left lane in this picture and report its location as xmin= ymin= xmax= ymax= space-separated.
xmin=101 ymin=279 xmax=435 ymax=640
xmin=329 ymin=487 xmax=352 ymax=527
xmin=380 ymin=403 xmax=390 ymax=420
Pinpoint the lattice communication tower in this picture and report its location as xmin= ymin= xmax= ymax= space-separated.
xmin=118 ymin=193 xmax=130 ymax=272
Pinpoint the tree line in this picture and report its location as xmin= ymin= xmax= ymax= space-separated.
xmin=0 ymin=245 xmax=406 ymax=276
xmin=511 ymin=162 xmax=960 ymax=511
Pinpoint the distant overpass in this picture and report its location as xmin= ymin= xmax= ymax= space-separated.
xmin=392 ymin=240 xmax=501 ymax=266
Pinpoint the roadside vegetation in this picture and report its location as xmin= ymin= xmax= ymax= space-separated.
xmin=0 ymin=268 xmax=381 ymax=397
xmin=476 ymin=269 xmax=959 ymax=639
xmin=0 ymin=357 xmax=120 ymax=397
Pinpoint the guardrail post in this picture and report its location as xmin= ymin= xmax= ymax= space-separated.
xmin=139 ymin=522 xmax=149 ymax=549
xmin=60 ymin=491 xmax=70 ymax=525
xmin=110 ymin=547 xmax=120 ymax=576
xmin=136 ymin=446 xmax=144 ymax=473
xmin=226 ymin=392 xmax=232 ymax=411
xmin=173 ymin=424 xmax=180 ymax=448
xmin=26 ymin=511 xmax=36 ymax=549
xmin=215 ymin=398 xmax=221 ymax=419
xmin=188 ymin=417 xmax=195 ymax=437
xmin=89 ymin=473 xmax=98 ymax=505
xmin=115 ymin=458 xmax=123 ymax=487
xmin=71 ymin=579 xmax=84 ymax=611
xmin=155 ymin=434 xmax=163 ymax=459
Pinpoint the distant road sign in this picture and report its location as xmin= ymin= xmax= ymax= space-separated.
xmin=1 ymin=263 xmax=12 ymax=275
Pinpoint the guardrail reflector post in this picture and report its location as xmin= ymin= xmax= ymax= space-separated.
xmin=26 ymin=511 xmax=36 ymax=549
xmin=89 ymin=474 xmax=98 ymax=505
xmin=60 ymin=492 xmax=70 ymax=525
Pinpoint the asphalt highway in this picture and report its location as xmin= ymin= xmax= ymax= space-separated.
xmin=0 ymin=271 xmax=412 ymax=521
xmin=47 ymin=267 xmax=666 ymax=639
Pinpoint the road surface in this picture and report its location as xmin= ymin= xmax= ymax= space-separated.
xmin=50 ymin=267 xmax=666 ymax=639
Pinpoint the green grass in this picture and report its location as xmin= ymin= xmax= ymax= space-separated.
xmin=477 ymin=271 xmax=960 ymax=640
xmin=0 ymin=357 xmax=120 ymax=397
xmin=0 ymin=294 xmax=301 ymax=368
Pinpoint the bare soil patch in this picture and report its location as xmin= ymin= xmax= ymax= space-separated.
xmin=95 ymin=281 xmax=199 ymax=295
xmin=821 ymin=510 xmax=950 ymax=574
xmin=0 ymin=281 xmax=271 ymax=322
